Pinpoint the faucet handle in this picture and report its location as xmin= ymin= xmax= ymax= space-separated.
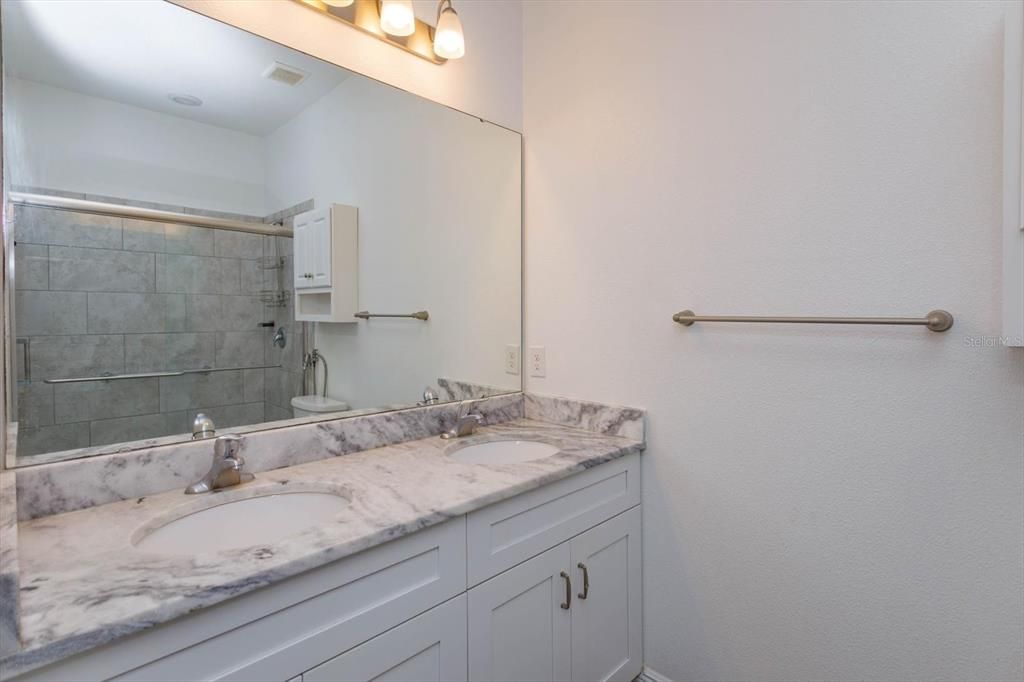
xmin=214 ymin=434 xmax=242 ymax=460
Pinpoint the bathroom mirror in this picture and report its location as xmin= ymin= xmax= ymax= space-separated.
xmin=1 ymin=0 xmax=522 ymax=467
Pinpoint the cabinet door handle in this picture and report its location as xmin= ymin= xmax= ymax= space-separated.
xmin=577 ymin=562 xmax=589 ymax=599
xmin=559 ymin=571 xmax=571 ymax=610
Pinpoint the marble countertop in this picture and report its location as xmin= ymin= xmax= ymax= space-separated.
xmin=2 ymin=418 xmax=643 ymax=677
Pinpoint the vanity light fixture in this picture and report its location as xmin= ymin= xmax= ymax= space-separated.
xmin=433 ymin=0 xmax=465 ymax=60
xmin=379 ymin=0 xmax=415 ymax=37
xmin=294 ymin=0 xmax=465 ymax=64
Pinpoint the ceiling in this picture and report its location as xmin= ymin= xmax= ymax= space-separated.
xmin=2 ymin=0 xmax=352 ymax=136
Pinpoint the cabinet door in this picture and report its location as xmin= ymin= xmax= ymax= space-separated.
xmin=304 ymin=595 xmax=467 ymax=682
xmin=468 ymin=543 xmax=572 ymax=682
xmin=293 ymin=214 xmax=312 ymax=289
xmin=569 ymin=508 xmax=642 ymax=682
xmin=310 ymin=210 xmax=332 ymax=288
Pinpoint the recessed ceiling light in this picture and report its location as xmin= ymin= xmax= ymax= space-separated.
xmin=169 ymin=94 xmax=203 ymax=107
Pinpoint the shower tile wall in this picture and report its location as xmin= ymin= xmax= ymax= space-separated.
xmin=12 ymin=204 xmax=300 ymax=456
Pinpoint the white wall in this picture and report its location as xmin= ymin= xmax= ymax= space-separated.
xmin=173 ymin=0 xmax=523 ymax=132
xmin=523 ymin=1 xmax=1023 ymax=680
xmin=266 ymin=74 xmax=521 ymax=408
xmin=4 ymin=79 xmax=267 ymax=215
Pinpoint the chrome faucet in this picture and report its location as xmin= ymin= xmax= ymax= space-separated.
xmin=185 ymin=434 xmax=253 ymax=494
xmin=440 ymin=401 xmax=483 ymax=439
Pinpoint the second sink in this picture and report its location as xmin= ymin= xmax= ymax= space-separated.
xmin=449 ymin=440 xmax=560 ymax=465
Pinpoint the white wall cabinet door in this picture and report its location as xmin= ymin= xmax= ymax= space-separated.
xmin=569 ymin=508 xmax=643 ymax=682
xmin=309 ymin=210 xmax=332 ymax=288
xmin=304 ymin=595 xmax=467 ymax=682
xmin=468 ymin=543 xmax=572 ymax=682
xmin=293 ymin=213 xmax=313 ymax=289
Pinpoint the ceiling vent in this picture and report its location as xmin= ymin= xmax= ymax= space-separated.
xmin=262 ymin=62 xmax=309 ymax=87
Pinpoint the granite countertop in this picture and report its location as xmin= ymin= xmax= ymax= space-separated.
xmin=2 ymin=418 xmax=643 ymax=677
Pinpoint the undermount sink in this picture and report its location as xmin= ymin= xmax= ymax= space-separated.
xmin=449 ymin=440 xmax=560 ymax=465
xmin=133 ymin=491 xmax=350 ymax=555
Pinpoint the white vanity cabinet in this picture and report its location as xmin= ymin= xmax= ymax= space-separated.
xmin=293 ymin=203 xmax=358 ymax=323
xmin=15 ymin=454 xmax=641 ymax=682
xmin=468 ymin=508 xmax=642 ymax=682
xmin=304 ymin=595 xmax=468 ymax=682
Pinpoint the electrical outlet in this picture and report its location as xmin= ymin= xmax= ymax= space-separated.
xmin=504 ymin=345 xmax=520 ymax=375
xmin=529 ymin=346 xmax=546 ymax=377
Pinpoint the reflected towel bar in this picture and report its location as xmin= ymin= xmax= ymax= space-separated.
xmin=43 ymin=365 xmax=283 ymax=385
xmin=672 ymin=309 xmax=954 ymax=332
xmin=354 ymin=311 xmax=429 ymax=321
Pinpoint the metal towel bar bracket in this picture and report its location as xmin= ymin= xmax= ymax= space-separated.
xmin=354 ymin=310 xmax=429 ymax=321
xmin=672 ymin=309 xmax=954 ymax=332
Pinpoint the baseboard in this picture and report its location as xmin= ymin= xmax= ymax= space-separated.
xmin=637 ymin=665 xmax=674 ymax=682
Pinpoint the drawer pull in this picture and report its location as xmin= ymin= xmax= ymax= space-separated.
xmin=559 ymin=571 xmax=571 ymax=609
xmin=577 ymin=562 xmax=589 ymax=599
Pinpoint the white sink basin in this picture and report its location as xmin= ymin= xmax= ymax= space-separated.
xmin=449 ymin=440 xmax=560 ymax=465
xmin=134 ymin=491 xmax=349 ymax=555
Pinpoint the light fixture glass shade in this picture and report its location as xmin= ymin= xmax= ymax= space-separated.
xmin=379 ymin=0 xmax=415 ymax=37
xmin=322 ymin=0 xmax=354 ymax=6
xmin=433 ymin=6 xmax=465 ymax=59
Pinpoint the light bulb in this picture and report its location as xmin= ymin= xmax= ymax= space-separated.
xmin=433 ymin=4 xmax=465 ymax=59
xmin=379 ymin=0 xmax=415 ymax=37
xmin=322 ymin=0 xmax=354 ymax=6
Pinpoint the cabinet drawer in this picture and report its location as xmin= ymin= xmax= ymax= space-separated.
xmin=21 ymin=518 xmax=467 ymax=682
xmin=467 ymin=453 xmax=640 ymax=585
xmin=304 ymin=595 xmax=467 ymax=682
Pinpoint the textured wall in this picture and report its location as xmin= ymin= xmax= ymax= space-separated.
xmin=523 ymin=1 xmax=1023 ymax=680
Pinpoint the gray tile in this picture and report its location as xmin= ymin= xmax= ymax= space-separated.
xmin=122 ymin=219 xmax=166 ymax=253
xmin=89 ymin=413 xmax=181 ymax=447
xmin=15 ymin=290 xmax=87 ymax=335
xmin=166 ymin=294 xmax=187 ymax=332
xmin=264 ymin=403 xmax=292 ymax=422
xmin=15 ymin=422 xmax=90 ymax=456
xmin=214 ymin=230 xmax=264 ymax=259
xmin=53 ymin=378 xmax=159 ymax=423
xmin=164 ymin=224 xmax=214 ymax=256
xmin=186 ymin=402 xmax=264 ymax=430
xmin=243 ymin=368 xmax=265 ymax=403
xmin=124 ymin=333 xmax=215 ymax=373
xmin=14 ymin=244 xmax=48 ymax=290
xmin=17 ymin=383 xmax=54 ymax=428
xmin=221 ymin=295 xmax=266 ymax=331
xmin=29 ymin=335 xmax=124 ymax=381
xmin=156 ymin=254 xmax=239 ymax=294
xmin=159 ymin=370 xmax=245 ymax=411
xmin=264 ymin=367 xmax=300 ymax=408
xmin=49 ymin=246 xmax=154 ymax=292
xmin=86 ymin=293 xmax=181 ymax=334
xmin=240 ymin=259 xmax=262 ymax=292
xmin=11 ymin=185 xmax=85 ymax=199
xmin=185 ymin=295 xmax=222 ymax=332
xmin=215 ymin=331 xmax=266 ymax=368
xmin=14 ymin=206 xmax=121 ymax=249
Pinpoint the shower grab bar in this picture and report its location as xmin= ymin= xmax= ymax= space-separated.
xmin=43 ymin=365 xmax=283 ymax=384
xmin=672 ymin=309 xmax=954 ymax=332
xmin=354 ymin=310 xmax=429 ymax=321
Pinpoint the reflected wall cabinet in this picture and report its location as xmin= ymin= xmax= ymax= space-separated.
xmin=294 ymin=203 xmax=359 ymax=323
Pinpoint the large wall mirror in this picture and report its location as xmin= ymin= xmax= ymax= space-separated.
xmin=1 ymin=0 xmax=522 ymax=467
